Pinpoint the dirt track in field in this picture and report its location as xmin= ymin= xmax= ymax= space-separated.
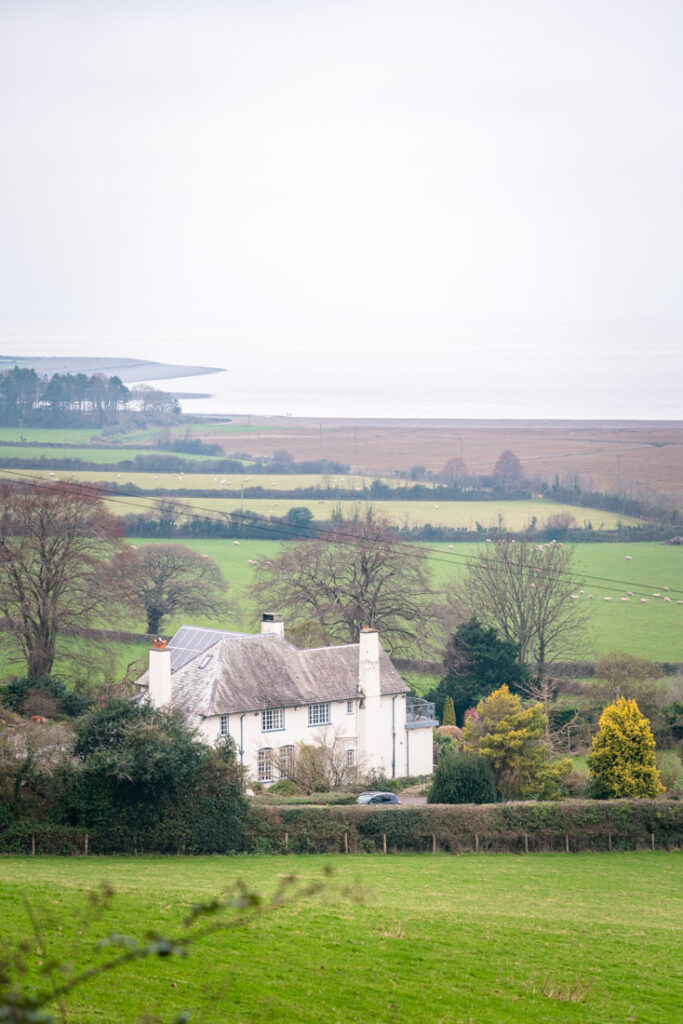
xmin=201 ymin=416 xmax=683 ymax=498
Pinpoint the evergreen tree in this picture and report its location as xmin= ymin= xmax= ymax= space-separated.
xmin=428 ymin=617 xmax=527 ymax=725
xmin=587 ymin=697 xmax=664 ymax=798
xmin=442 ymin=695 xmax=456 ymax=726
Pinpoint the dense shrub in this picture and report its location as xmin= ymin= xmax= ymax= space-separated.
xmin=1 ymin=676 xmax=92 ymax=718
xmin=428 ymin=748 xmax=496 ymax=804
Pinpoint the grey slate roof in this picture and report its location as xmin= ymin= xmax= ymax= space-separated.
xmin=136 ymin=626 xmax=408 ymax=724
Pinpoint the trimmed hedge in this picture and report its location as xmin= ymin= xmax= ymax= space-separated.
xmin=2 ymin=800 xmax=681 ymax=856
xmin=0 ymin=825 xmax=88 ymax=855
xmin=247 ymin=800 xmax=683 ymax=854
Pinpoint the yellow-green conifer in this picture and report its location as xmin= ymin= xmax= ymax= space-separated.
xmin=587 ymin=697 xmax=663 ymax=798
xmin=442 ymin=695 xmax=456 ymax=726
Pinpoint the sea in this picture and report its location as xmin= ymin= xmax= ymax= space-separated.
xmin=4 ymin=322 xmax=682 ymax=421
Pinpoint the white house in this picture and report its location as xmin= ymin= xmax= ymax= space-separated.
xmin=135 ymin=614 xmax=436 ymax=784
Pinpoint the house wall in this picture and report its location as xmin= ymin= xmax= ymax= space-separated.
xmin=404 ymin=725 xmax=435 ymax=777
xmin=200 ymin=691 xmax=415 ymax=782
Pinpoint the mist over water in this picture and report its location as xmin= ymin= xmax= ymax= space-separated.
xmin=3 ymin=320 xmax=681 ymax=421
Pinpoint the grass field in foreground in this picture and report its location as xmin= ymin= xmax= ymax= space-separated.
xmin=127 ymin=539 xmax=683 ymax=660
xmin=0 ymin=853 xmax=679 ymax=1024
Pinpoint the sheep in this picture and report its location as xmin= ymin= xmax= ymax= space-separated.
xmin=664 ymin=596 xmax=672 ymax=602
xmin=625 ymin=555 xmax=632 ymax=560
xmin=640 ymin=598 xmax=649 ymax=603
xmin=588 ymin=594 xmax=593 ymax=600
xmin=233 ymin=540 xmax=240 ymax=546
xmin=621 ymin=598 xmax=629 ymax=602
xmin=604 ymin=596 xmax=612 ymax=601
xmin=627 ymin=591 xmax=633 ymax=597
xmin=570 ymin=595 xmax=579 ymax=600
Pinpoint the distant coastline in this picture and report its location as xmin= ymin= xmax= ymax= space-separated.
xmin=0 ymin=355 xmax=225 ymax=384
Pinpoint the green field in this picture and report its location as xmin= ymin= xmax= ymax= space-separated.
xmin=124 ymin=540 xmax=683 ymax=660
xmin=123 ymin=496 xmax=640 ymax=529
xmin=0 ymin=427 xmax=99 ymax=443
xmin=0 ymin=445 xmax=194 ymax=464
xmin=0 ymin=469 xmax=376 ymax=491
xmin=0 ymin=853 xmax=679 ymax=1023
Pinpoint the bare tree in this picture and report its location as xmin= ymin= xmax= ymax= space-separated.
xmin=0 ymin=481 xmax=131 ymax=678
xmin=125 ymin=543 xmax=230 ymax=635
xmin=462 ymin=538 xmax=588 ymax=681
xmin=271 ymin=726 xmax=367 ymax=792
xmin=250 ymin=509 xmax=434 ymax=656
xmin=492 ymin=449 xmax=525 ymax=493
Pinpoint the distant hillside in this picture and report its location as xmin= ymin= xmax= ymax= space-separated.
xmin=0 ymin=356 xmax=224 ymax=383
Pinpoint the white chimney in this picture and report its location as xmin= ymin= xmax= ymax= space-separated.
xmin=148 ymin=639 xmax=172 ymax=707
xmin=260 ymin=613 xmax=284 ymax=638
xmin=359 ymin=626 xmax=380 ymax=699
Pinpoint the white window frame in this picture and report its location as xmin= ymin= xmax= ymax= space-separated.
xmin=346 ymin=699 xmax=354 ymax=714
xmin=308 ymin=702 xmax=331 ymax=726
xmin=257 ymin=748 xmax=274 ymax=783
xmin=346 ymin=748 xmax=355 ymax=768
xmin=198 ymin=654 xmax=213 ymax=670
xmin=261 ymin=707 xmax=285 ymax=732
xmin=219 ymin=714 xmax=229 ymax=737
xmin=279 ymin=745 xmax=294 ymax=778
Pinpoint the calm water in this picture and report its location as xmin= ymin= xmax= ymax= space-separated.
xmin=5 ymin=322 xmax=682 ymax=420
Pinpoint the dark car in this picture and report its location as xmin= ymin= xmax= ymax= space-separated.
xmin=356 ymin=791 xmax=400 ymax=805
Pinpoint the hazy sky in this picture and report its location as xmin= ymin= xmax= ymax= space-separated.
xmin=1 ymin=1 xmax=682 ymax=416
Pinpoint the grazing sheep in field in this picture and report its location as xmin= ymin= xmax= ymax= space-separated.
xmin=641 ymin=598 xmax=649 ymax=603
xmin=663 ymin=587 xmax=670 ymax=591
xmin=571 ymin=595 xmax=579 ymax=600
xmin=621 ymin=598 xmax=629 ymax=602
xmin=664 ymin=596 xmax=671 ymax=602
xmin=625 ymin=555 xmax=632 ymax=560
xmin=678 ymin=600 xmax=683 ymax=605
xmin=604 ymin=596 xmax=612 ymax=601
xmin=233 ymin=540 xmax=240 ymax=545
xmin=588 ymin=594 xmax=593 ymax=599
xmin=627 ymin=591 xmax=633 ymax=596
xmin=653 ymin=593 xmax=661 ymax=598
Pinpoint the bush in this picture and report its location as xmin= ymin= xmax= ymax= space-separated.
xmin=428 ymin=748 xmax=496 ymax=804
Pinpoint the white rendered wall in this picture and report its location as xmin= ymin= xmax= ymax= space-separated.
xmin=404 ymin=726 xmax=434 ymax=777
xmin=200 ymin=691 xmax=416 ymax=782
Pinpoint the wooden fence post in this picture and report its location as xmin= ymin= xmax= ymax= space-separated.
xmin=31 ymin=835 xmax=35 ymax=857
xmin=475 ymin=834 xmax=479 ymax=853
xmin=284 ymin=831 xmax=289 ymax=850
xmin=382 ymin=833 xmax=387 ymax=854
xmin=344 ymin=831 xmax=348 ymax=854
xmin=432 ymin=834 xmax=437 ymax=854
xmin=565 ymin=833 xmax=569 ymax=853
xmin=608 ymin=832 xmax=612 ymax=852
xmin=84 ymin=834 xmax=89 ymax=856
xmin=651 ymin=832 xmax=655 ymax=851
xmin=524 ymin=834 xmax=529 ymax=853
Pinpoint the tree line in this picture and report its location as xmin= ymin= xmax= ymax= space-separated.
xmin=0 ymin=366 xmax=180 ymax=426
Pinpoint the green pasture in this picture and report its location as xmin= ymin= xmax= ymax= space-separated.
xmin=0 ymin=445 xmax=187 ymax=464
xmin=0 ymin=427 xmax=99 ymax=444
xmin=126 ymin=540 xmax=683 ymax=660
xmin=120 ymin=496 xmax=640 ymax=529
xmin=0 ymin=853 xmax=679 ymax=1024
xmin=0 ymin=469 xmax=375 ymax=492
